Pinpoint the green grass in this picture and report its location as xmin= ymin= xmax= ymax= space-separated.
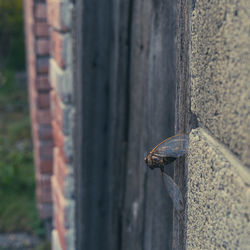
xmin=0 ymin=1 xmax=50 ymax=248
xmin=0 ymin=70 xmax=48 ymax=242
xmin=0 ymin=0 xmax=25 ymax=71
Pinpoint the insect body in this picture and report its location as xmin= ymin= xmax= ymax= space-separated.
xmin=144 ymin=134 xmax=189 ymax=213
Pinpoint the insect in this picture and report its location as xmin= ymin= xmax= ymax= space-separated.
xmin=144 ymin=134 xmax=189 ymax=213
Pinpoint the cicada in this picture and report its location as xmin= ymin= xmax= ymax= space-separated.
xmin=144 ymin=134 xmax=188 ymax=213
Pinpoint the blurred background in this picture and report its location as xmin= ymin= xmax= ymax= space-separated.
xmin=0 ymin=0 xmax=49 ymax=249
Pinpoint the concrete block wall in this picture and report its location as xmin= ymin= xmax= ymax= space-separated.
xmin=187 ymin=0 xmax=250 ymax=248
xmin=24 ymin=0 xmax=75 ymax=249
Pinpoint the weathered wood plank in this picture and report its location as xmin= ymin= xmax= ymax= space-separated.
xmin=120 ymin=0 xmax=152 ymax=249
xmin=174 ymin=0 xmax=192 ymax=249
xmin=143 ymin=0 xmax=177 ymax=248
xmin=75 ymin=0 xmax=181 ymax=249
xmin=76 ymin=1 xmax=115 ymax=249
xmin=106 ymin=0 xmax=133 ymax=249
xmin=122 ymin=0 xmax=177 ymax=249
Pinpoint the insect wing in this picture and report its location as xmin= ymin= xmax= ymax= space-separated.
xmin=162 ymin=172 xmax=184 ymax=213
xmin=153 ymin=134 xmax=188 ymax=158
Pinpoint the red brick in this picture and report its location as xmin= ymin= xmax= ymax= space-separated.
xmin=37 ymin=187 xmax=52 ymax=203
xmin=37 ymin=57 xmax=49 ymax=73
xmin=52 ymin=176 xmax=72 ymax=244
xmin=50 ymin=89 xmax=57 ymax=115
xmin=33 ymin=144 xmax=39 ymax=168
xmin=24 ymin=0 xmax=34 ymax=25
xmin=24 ymin=0 xmax=53 ymax=221
xmin=36 ymin=75 xmax=51 ymax=90
xmin=52 ymin=175 xmax=67 ymax=250
xmin=33 ymin=122 xmax=53 ymax=147
xmin=35 ymin=3 xmax=47 ymax=19
xmin=47 ymin=0 xmax=62 ymax=30
xmin=36 ymin=39 xmax=50 ymax=55
xmin=38 ymin=158 xmax=53 ymax=173
xmin=39 ymin=142 xmax=53 ymax=159
xmin=52 ymin=120 xmax=66 ymax=159
xmin=35 ymin=145 xmax=53 ymax=173
xmin=36 ymin=173 xmax=52 ymax=203
xmin=54 ymin=147 xmax=68 ymax=191
xmin=52 ymin=175 xmax=65 ymax=215
xmin=34 ymin=139 xmax=53 ymax=162
xmin=38 ymin=203 xmax=53 ymax=219
xmin=37 ymin=124 xmax=53 ymax=140
xmin=27 ymin=63 xmax=36 ymax=82
xmin=29 ymin=81 xmax=38 ymax=101
xmin=37 ymin=93 xmax=50 ymax=109
xmin=50 ymin=90 xmax=63 ymax=128
xmin=55 ymin=210 xmax=66 ymax=250
xmin=36 ymin=109 xmax=52 ymax=124
xmin=30 ymin=106 xmax=37 ymax=125
xmin=35 ymin=23 xmax=49 ymax=37
xmin=27 ymin=59 xmax=36 ymax=82
xmin=36 ymin=172 xmax=51 ymax=189
xmin=51 ymin=31 xmax=65 ymax=68
xmin=47 ymin=0 xmax=71 ymax=31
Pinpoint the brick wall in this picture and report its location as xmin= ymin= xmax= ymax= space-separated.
xmin=47 ymin=0 xmax=75 ymax=249
xmin=24 ymin=0 xmax=75 ymax=249
xmin=24 ymin=0 xmax=53 ymax=220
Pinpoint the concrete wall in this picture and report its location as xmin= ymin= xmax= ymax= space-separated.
xmin=187 ymin=0 xmax=250 ymax=248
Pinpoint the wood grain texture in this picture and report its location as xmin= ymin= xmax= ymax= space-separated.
xmin=174 ymin=0 xmax=191 ymax=249
xmin=74 ymin=0 xmax=184 ymax=249
xmin=75 ymin=1 xmax=114 ymax=249
xmin=121 ymin=1 xmax=177 ymax=250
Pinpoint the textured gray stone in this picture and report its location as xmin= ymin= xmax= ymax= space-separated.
xmin=62 ymin=33 xmax=73 ymax=68
xmin=190 ymin=0 xmax=250 ymax=167
xmin=65 ymin=229 xmax=75 ymax=250
xmin=62 ymin=105 xmax=75 ymax=136
xmin=61 ymin=1 xmax=73 ymax=30
xmin=49 ymin=59 xmax=73 ymax=103
xmin=63 ymin=135 xmax=73 ymax=163
xmin=64 ymin=199 xmax=75 ymax=229
xmin=64 ymin=169 xmax=75 ymax=198
xmin=186 ymin=128 xmax=250 ymax=249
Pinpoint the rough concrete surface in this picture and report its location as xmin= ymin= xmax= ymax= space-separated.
xmin=186 ymin=128 xmax=250 ymax=249
xmin=190 ymin=0 xmax=250 ymax=167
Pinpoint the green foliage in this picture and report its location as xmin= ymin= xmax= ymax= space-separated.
xmin=0 ymin=1 xmax=49 ymax=247
xmin=35 ymin=241 xmax=51 ymax=250
xmin=0 ymin=193 xmax=43 ymax=235
xmin=0 ymin=70 xmax=32 ymax=190
xmin=0 ymin=70 xmax=45 ymax=239
xmin=0 ymin=0 xmax=25 ymax=70
xmin=0 ymin=0 xmax=50 ymax=247
xmin=0 ymin=70 xmax=27 ymax=113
